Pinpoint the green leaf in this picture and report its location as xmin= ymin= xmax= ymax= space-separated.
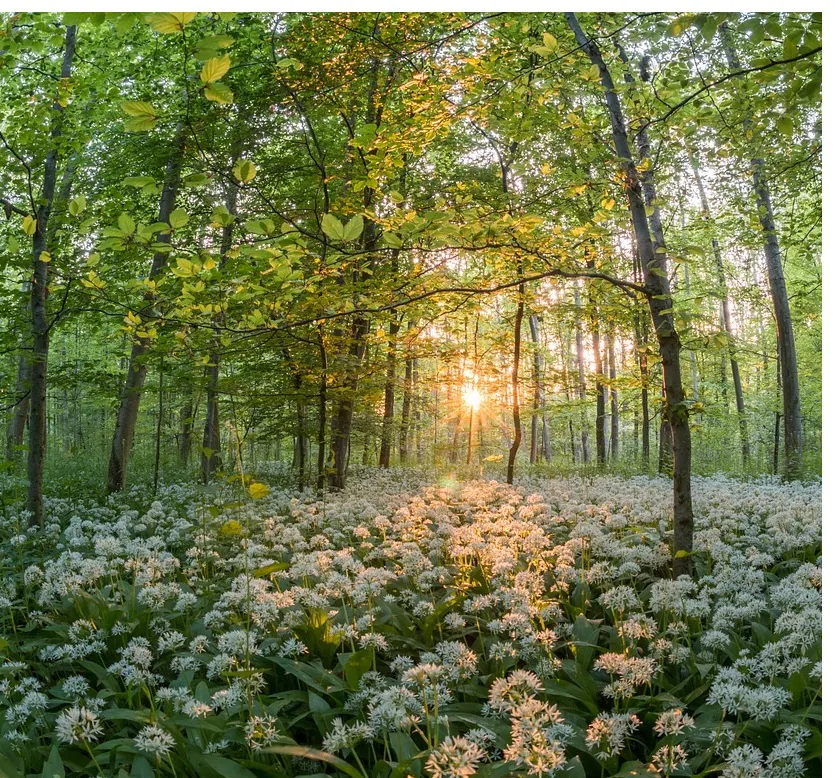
xmin=252 ymin=561 xmax=290 ymax=577
xmin=41 ymin=746 xmax=64 ymax=778
xmin=201 ymin=55 xmax=231 ymax=84
xmin=343 ymin=214 xmax=365 ymax=242
xmin=147 ymin=12 xmax=196 ymax=34
xmin=169 ymin=209 xmax=189 ymax=229
xmin=204 ymin=82 xmax=234 ymax=104
xmin=182 ymin=173 xmax=209 ymax=187
xmin=234 ymin=159 xmax=256 ymax=183
xmin=121 ymin=101 xmax=156 ymax=118
xmin=130 ymin=756 xmax=154 ymax=778
xmin=341 ymin=648 xmax=374 ymax=689
xmin=68 ymin=195 xmax=86 ymax=216
xmin=22 ymin=215 xmax=37 ymax=236
xmin=264 ymin=747 xmax=365 ymax=778
xmin=776 ymin=116 xmax=793 ymax=136
xmin=124 ymin=116 xmax=156 ymax=133
xmin=320 ymin=214 xmax=344 ymax=240
xmin=118 ymin=213 xmax=136 ymax=235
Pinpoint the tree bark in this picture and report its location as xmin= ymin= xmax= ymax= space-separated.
xmin=573 ymin=286 xmax=591 ymax=463
xmin=568 ymin=13 xmax=693 ymax=575
xmin=608 ymin=328 xmax=619 ymax=460
xmin=379 ymin=316 xmax=400 ymax=468
xmin=592 ymin=317 xmax=606 ymax=466
xmin=507 ymin=287 xmax=525 ymax=484
xmin=399 ymin=351 xmax=413 ymax=464
xmin=720 ymin=24 xmax=801 ymax=478
xmin=26 ymin=25 xmax=77 ymax=526
xmin=528 ymin=313 xmax=548 ymax=463
xmin=689 ymin=155 xmax=752 ymax=464
xmin=108 ymin=125 xmax=186 ymax=492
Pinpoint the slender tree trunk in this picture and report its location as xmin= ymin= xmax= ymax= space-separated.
xmin=108 ymin=126 xmax=185 ymax=492
xmin=690 ymin=157 xmax=752 ymax=465
xmin=399 ymin=353 xmax=413 ymax=464
xmin=316 ymin=325 xmax=328 ymax=494
xmin=592 ymin=317 xmax=606 ymax=467
xmin=720 ymin=24 xmax=801 ymax=478
xmin=573 ymin=286 xmax=591 ymax=463
xmin=507 ymin=287 xmax=525 ymax=484
xmin=379 ymin=317 xmax=400 ymax=468
xmin=568 ymin=13 xmax=693 ymax=575
xmin=608 ymin=329 xmax=619 ymax=460
xmin=178 ymin=401 xmax=192 ymax=467
xmin=153 ymin=370 xmax=163 ymax=493
xmin=529 ymin=314 xmax=543 ymax=463
xmin=26 ymin=25 xmax=77 ymax=526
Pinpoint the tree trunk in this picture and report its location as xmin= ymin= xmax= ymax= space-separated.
xmin=178 ymin=401 xmax=192 ymax=468
xmin=568 ymin=13 xmax=693 ymax=576
xmin=108 ymin=126 xmax=186 ymax=492
xmin=528 ymin=314 xmax=545 ymax=463
xmin=689 ymin=156 xmax=751 ymax=464
xmin=507 ymin=288 xmax=525 ymax=484
xmin=399 ymin=353 xmax=413 ymax=464
xmin=592 ymin=317 xmax=606 ymax=467
xmin=720 ymin=24 xmax=801 ymax=478
xmin=316 ymin=325 xmax=328 ymax=494
xmin=608 ymin=329 xmax=619 ymax=460
xmin=379 ymin=317 xmax=400 ymax=468
xmin=573 ymin=286 xmax=591 ymax=463
xmin=26 ymin=25 xmax=77 ymax=526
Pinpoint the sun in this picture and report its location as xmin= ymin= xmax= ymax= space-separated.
xmin=462 ymin=386 xmax=483 ymax=410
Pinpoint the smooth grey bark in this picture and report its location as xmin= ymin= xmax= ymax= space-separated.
xmin=690 ymin=156 xmax=751 ymax=460
xmin=720 ymin=24 xmax=801 ymax=478
xmin=26 ymin=25 xmax=77 ymax=527
xmin=568 ymin=13 xmax=693 ymax=575
xmin=573 ymin=286 xmax=591 ymax=463
xmin=507 ymin=287 xmax=525 ymax=484
xmin=528 ymin=313 xmax=550 ymax=463
xmin=607 ymin=329 xmax=619 ymax=460
xmin=399 ymin=351 xmax=413 ymax=464
xmin=378 ymin=316 xmax=400 ymax=468
xmin=201 ymin=156 xmax=240 ymax=483
xmin=592 ymin=317 xmax=606 ymax=466
xmin=108 ymin=126 xmax=186 ymax=492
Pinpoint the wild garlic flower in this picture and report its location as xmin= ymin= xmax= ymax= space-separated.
xmin=426 ymin=736 xmax=486 ymax=778
xmin=54 ymin=705 xmax=103 ymax=745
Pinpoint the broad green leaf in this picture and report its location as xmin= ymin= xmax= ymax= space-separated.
xmin=41 ymin=745 xmax=64 ymax=778
xmin=169 ymin=209 xmax=189 ymax=229
xmin=201 ymin=55 xmax=231 ymax=84
xmin=343 ymin=214 xmax=365 ymax=242
xmin=320 ymin=213 xmax=344 ymax=240
xmin=204 ymin=82 xmax=234 ymax=104
xmin=118 ymin=213 xmax=136 ymax=235
xmin=22 ymin=215 xmax=37 ymax=236
xmin=121 ymin=101 xmax=156 ymax=118
xmin=147 ymin=12 xmax=196 ymax=34
xmin=68 ymin=195 xmax=86 ymax=216
xmin=264 ymin=747 xmax=365 ymax=778
xmin=234 ymin=159 xmax=256 ymax=183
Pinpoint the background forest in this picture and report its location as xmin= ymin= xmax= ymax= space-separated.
xmin=0 ymin=10 xmax=823 ymax=778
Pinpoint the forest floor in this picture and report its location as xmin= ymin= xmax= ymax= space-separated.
xmin=0 ymin=470 xmax=822 ymax=777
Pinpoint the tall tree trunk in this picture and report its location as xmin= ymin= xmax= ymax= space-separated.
xmin=379 ymin=316 xmax=400 ymax=468
xmin=690 ymin=156 xmax=751 ymax=467
xmin=108 ymin=126 xmax=185 ymax=492
xmin=591 ymin=317 xmax=606 ymax=467
xmin=720 ymin=24 xmax=801 ymax=478
xmin=153 ymin=370 xmax=163 ymax=493
xmin=507 ymin=287 xmax=525 ymax=484
xmin=608 ymin=329 xmax=619 ymax=460
xmin=528 ymin=313 xmax=551 ymax=463
xmin=202 ymin=144 xmax=241 ymax=483
xmin=399 ymin=352 xmax=413 ymax=464
xmin=568 ymin=13 xmax=693 ymax=576
xmin=26 ymin=25 xmax=77 ymax=526
xmin=178 ymin=401 xmax=193 ymax=467
xmin=573 ymin=286 xmax=591 ymax=463
xmin=316 ymin=325 xmax=328 ymax=494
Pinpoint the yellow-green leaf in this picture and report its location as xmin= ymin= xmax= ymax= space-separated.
xmin=147 ymin=12 xmax=196 ymax=34
xmin=121 ymin=101 xmax=157 ymax=118
xmin=204 ymin=82 xmax=234 ymax=104
xmin=22 ymin=215 xmax=37 ymax=236
xmin=169 ymin=209 xmax=189 ymax=229
xmin=200 ymin=55 xmax=231 ymax=84
xmin=39 ymin=251 xmax=51 ymax=263
xmin=249 ymin=482 xmax=269 ymax=500
xmin=234 ymin=159 xmax=256 ymax=183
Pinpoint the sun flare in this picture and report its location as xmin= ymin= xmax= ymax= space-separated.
xmin=462 ymin=386 xmax=483 ymax=410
